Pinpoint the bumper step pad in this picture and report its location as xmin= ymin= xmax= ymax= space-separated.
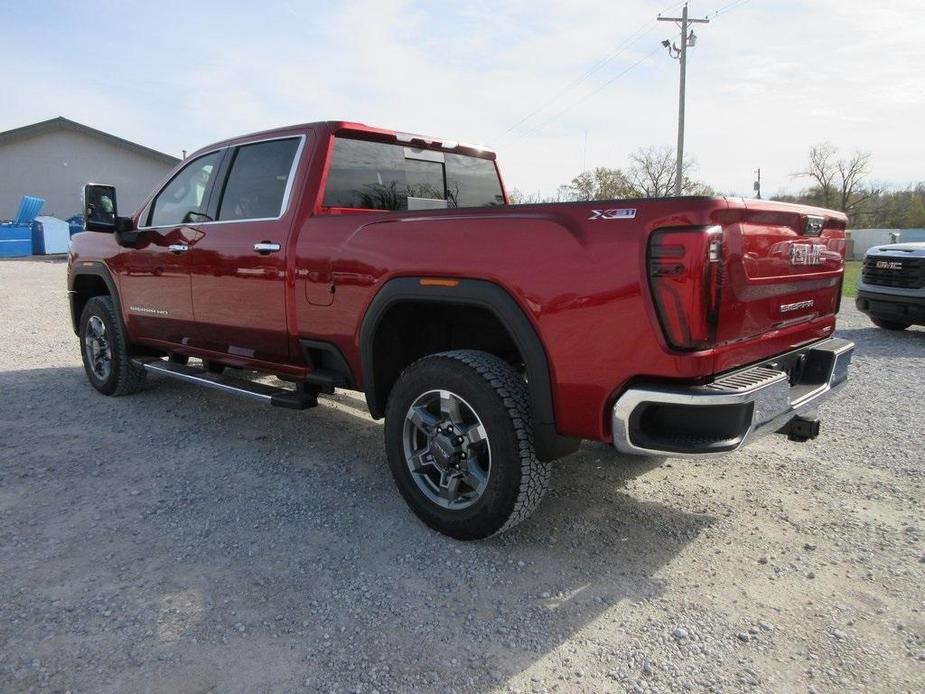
xmin=611 ymin=337 xmax=854 ymax=457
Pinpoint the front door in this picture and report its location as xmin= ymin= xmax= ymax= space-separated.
xmin=186 ymin=136 xmax=304 ymax=366
xmin=119 ymin=150 xmax=223 ymax=347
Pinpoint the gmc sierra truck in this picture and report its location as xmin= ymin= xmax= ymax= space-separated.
xmin=69 ymin=120 xmax=855 ymax=539
xmin=856 ymin=242 xmax=925 ymax=330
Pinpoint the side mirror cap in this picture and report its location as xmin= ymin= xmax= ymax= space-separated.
xmin=83 ymin=183 xmax=135 ymax=233
xmin=83 ymin=183 xmax=117 ymax=231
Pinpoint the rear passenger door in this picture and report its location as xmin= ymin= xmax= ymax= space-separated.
xmin=186 ymin=135 xmax=305 ymax=365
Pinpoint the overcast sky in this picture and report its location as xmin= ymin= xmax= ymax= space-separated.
xmin=4 ymin=0 xmax=922 ymax=198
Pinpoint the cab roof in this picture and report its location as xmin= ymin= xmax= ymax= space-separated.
xmin=191 ymin=121 xmax=497 ymax=160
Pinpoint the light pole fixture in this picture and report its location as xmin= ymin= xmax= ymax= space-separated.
xmin=658 ymin=3 xmax=709 ymax=196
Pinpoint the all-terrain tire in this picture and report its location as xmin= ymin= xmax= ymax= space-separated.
xmin=384 ymin=350 xmax=551 ymax=540
xmin=871 ymin=317 xmax=910 ymax=331
xmin=79 ymin=295 xmax=147 ymax=396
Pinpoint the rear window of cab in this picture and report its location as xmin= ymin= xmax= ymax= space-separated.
xmin=322 ymin=137 xmax=505 ymax=211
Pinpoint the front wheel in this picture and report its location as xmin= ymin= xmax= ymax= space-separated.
xmin=384 ymin=350 xmax=551 ymax=540
xmin=79 ymin=295 xmax=146 ymax=396
xmin=871 ymin=317 xmax=910 ymax=331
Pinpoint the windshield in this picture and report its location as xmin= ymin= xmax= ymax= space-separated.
xmin=322 ymin=136 xmax=504 ymax=211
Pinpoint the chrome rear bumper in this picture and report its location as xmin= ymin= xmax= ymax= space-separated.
xmin=610 ymin=338 xmax=854 ymax=457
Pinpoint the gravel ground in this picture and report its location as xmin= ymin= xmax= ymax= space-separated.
xmin=1 ymin=257 xmax=923 ymax=694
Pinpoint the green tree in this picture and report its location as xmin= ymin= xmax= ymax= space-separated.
xmin=904 ymin=192 xmax=925 ymax=228
xmin=772 ymin=184 xmax=925 ymax=229
xmin=568 ymin=167 xmax=637 ymax=201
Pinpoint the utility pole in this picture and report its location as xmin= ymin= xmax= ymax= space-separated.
xmin=754 ymin=168 xmax=762 ymax=199
xmin=583 ymin=130 xmax=588 ymax=172
xmin=659 ymin=3 xmax=709 ymax=196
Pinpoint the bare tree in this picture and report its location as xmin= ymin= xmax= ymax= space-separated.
xmin=797 ymin=143 xmax=838 ymax=208
xmin=507 ymin=188 xmax=531 ymax=205
xmin=508 ymin=185 xmax=573 ymax=205
xmin=836 ymin=150 xmax=878 ymax=214
xmin=555 ymin=184 xmax=573 ymax=202
xmin=628 ymin=146 xmax=676 ymax=197
xmin=627 ymin=145 xmax=711 ymax=197
xmin=796 ymin=143 xmax=879 ymax=218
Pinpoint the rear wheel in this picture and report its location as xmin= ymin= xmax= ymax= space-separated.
xmin=384 ymin=350 xmax=550 ymax=540
xmin=79 ymin=296 xmax=146 ymax=396
xmin=871 ymin=317 xmax=910 ymax=331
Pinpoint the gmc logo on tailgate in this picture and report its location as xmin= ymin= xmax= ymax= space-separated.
xmin=789 ymin=243 xmax=824 ymax=265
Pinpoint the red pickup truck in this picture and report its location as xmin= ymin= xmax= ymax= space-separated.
xmin=69 ymin=120 xmax=854 ymax=539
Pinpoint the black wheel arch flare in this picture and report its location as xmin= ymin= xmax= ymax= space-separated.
xmin=68 ymin=261 xmax=123 ymax=335
xmin=359 ymin=277 xmax=579 ymax=461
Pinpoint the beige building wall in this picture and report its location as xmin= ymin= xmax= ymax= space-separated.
xmin=0 ymin=129 xmax=178 ymax=220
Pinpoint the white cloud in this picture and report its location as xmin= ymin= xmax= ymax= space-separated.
xmin=2 ymin=0 xmax=922 ymax=197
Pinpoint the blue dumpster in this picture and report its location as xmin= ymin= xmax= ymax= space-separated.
xmin=0 ymin=224 xmax=33 ymax=257
xmin=32 ymin=216 xmax=71 ymax=254
xmin=66 ymin=214 xmax=84 ymax=237
xmin=14 ymin=196 xmax=45 ymax=225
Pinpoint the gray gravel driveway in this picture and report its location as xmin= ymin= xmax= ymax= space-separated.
xmin=1 ymin=257 xmax=923 ymax=693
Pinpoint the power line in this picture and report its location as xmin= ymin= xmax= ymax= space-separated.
xmin=708 ymin=0 xmax=754 ymax=18
xmin=498 ymin=2 xmax=685 ymax=139
xmin=496 ymin=0 xmax=758 ymax=143
xmin=521 ymin=46 xmax=662 ymax=137
xmin=498 ymin=20 xmax=655 ymax=138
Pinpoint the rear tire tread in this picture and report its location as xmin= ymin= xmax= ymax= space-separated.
xmin=394 ymin=349 xmax=551 ymax=537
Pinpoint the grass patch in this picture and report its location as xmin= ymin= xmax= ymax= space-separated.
xmin=842 ymin=260 xmax=861 ymax=297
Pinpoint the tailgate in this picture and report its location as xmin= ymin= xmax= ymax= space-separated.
xmin=714 ymin=202 xmax=846 ymax=346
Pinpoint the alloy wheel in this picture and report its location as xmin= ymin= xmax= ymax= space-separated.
xmin=84 ymin=315 xmax=112 ymax=381
xmin=402 ymin=389 xmax=491 ymax=509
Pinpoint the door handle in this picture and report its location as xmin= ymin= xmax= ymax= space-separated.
xmin=168 ymin=244 xmax=189 ymax=254
xmin=253 ymin=242 xmax=281 ymax=255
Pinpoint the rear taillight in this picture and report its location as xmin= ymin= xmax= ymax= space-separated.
xmin=647 ymin=226 xmax=723 ymax=351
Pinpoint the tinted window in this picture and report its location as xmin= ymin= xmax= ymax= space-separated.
xmin=323 ymin=137 xmax=504 ymax=211
xmin=445 ymin=153 xmax=507 ymax=208
xmin=217 ymin=138 xmax=300 ymax=221
xmin=149 ymin=151 xmax=222 ymax=227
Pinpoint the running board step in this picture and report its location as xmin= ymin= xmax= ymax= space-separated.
xmin=135 ymin=359 xmax=318 ymax=410
xmin=305 ymin=368 xmax=348 ymax=390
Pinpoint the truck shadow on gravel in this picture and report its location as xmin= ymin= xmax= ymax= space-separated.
xmin=1 ymin=366 xmax=716 ymax=692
